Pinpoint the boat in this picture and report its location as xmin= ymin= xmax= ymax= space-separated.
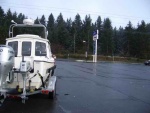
xmin=0 ymin=19 xmax=57 ymax=105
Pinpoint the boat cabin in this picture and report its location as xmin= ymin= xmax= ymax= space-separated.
xmin=4 ymin=19 xmax=55 ymax=89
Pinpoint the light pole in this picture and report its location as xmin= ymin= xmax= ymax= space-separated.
xmin=83 ymin=40 xmax=87 ymax=61
xmin=74 ymin=33 xmax=75 ymax=54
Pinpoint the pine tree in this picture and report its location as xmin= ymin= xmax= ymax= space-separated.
xmin=0 ymin=6 xmax=5 ymax=26
xmin=117 ymin=26 xmax=125 ymax=55
xmin=40 ymin=15 xmax=46 ymax=26
xmin=30 ymin=17 xmax=45 ymax=38
xmin=66 ymin=18 xmax=73 ymax=52
xmin=66 ymin=18 xmax=72 ymax=32
xmin=47 ymin=13 xmax=55 ymax=42
xmin=0 ymin=6 xmax=6 ymax=44
xmin=113 ymin=27 xmax=118 ymax=55
xmin=96 ymin=16 xmax=102 ymax=38
xmin=124 ymin=21 xmax=134 ymax=56
xmin=101 ymin=18 xmax=113 ymax=55
xmin=17 ymin=13 xmax=25 ymax=24
xmin=5 ymin=9 xmax=13 ymax=27
xmin=146 ymin=23 xmax=150 ymax=58
xmin=136 ymin=20 xmax=149 ymax=58
xmin=73 ymin=14 xmax=82 ymax=53
xmin=83 ymin=15 xmax=92 ymax=53
xmin=36 ymin=15 xmax=46 ymax=38
xmin=34 ymin=17 xmax=39 ymax=24
xmin=96 ymin=16 xmax=102 ymax=54
xmin=56 ymin=13 xmax=70 ymax=53
xmin=12 ymin=11 xmax=17 ymax=22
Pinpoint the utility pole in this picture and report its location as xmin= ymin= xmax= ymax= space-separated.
xmin=87 ymin=30 xmax=89 ymax=53
xmin=74 ymin=33 xmax=75 ymax=54
xmin=83 ymin=40 xmax=87 ymax=61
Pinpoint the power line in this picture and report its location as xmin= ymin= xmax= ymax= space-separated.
xmin=1 ymin=2 xmax=149 ymax=28
xmin=1 ymin=5 xmax=148 ymax=23
xmin=1 ymin=2 xmax=150 ymax=21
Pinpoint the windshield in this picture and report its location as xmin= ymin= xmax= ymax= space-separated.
xmin=22 ymin=41 xmax=31 ymax=56
xmin=35 ymin=41 xmax=47 ymax=56
xmin=8 ymin=41 xmax=18 ymax=57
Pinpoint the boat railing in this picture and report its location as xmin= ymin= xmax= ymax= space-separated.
xmin=9 ymin=19 xmax=48 ymax=39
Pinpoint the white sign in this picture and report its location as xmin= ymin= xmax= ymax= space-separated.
xmin=93 ymin=30 xmax=99 ymax=40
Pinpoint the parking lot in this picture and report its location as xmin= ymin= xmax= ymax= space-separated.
xmin=1 ymin=60 xmax=150 ymax=113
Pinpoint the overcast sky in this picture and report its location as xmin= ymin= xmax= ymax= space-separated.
xmin=0 ymin=0 xmax=150 ymax=28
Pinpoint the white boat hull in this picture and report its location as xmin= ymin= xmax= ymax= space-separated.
xmin=6 ymin=61 xmax=54 ymax=89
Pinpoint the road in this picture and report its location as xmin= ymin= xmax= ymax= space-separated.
xmin=1 ymin=60 xmax=150 ymax=113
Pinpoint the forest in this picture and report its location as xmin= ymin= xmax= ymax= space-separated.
xmin=0 ymin=6 xmax=150 ymax=59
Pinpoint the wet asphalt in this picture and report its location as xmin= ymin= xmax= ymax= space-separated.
xmin=1 ymin=60 xmax=150 ymax=113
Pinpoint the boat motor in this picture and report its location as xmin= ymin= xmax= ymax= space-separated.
xmin=0 ymin=45 xmax=14 ymax=91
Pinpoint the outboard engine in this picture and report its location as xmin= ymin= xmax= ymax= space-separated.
xmin=0 ymin=45 xmax=14 ymax=91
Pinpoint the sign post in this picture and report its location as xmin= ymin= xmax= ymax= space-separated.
xmin=93 ymin=30 xmax=98 ymax=62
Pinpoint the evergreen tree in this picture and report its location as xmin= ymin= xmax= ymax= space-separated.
xmin=34 ymin=17 xmax=39 ymax=24
xmin=101 ymin=18 xmax=113 ymax=55
xmin=38 ymin=15 xmax=46 ymax=38
xmin=136 ymin=20 xmax=149 ymax=58
xmin=66 ymin=18 xmax=72 ymax=32
xmin=83 ymin=15 xmax=92 ymax=53
xmin=113 ymin=27 xmax=118 ymax=55
xmin=96 ymin=16 xmax=102 ymax=38
xmin=117 ymin=26 xmax=125 ymax=56
xmin=124 ymin=21 xmax=134 ymax=56
xmin=40 ymin=15 xmax=46 ymax=26
xmin=0 ymin=6 xmax=5 ymax=26
xmin=4 ymin=9 xmax=13 ymax=39
xmin=47 ymin=13 xmax=55 ymax=42
xmin=73 ymin=14 xmax=82 ymax=53
xmin=0 ymin=7 xmax=150 ymax=58
xmin=66 ymin=18 xmax=73 ymax=52
xmin=5 ymin=9 xmax=13 ymax=27
xmin=56 ymin=13 xmax=70 ymax=53
xmin=96 ymin=16 xmax=102 ymax=54
xmin=12 ymin=11 xmax=17 ymax=22
xmin=17 ymin=13 xmax=25 ymax=24
xmin=0 ymin=6 xmax=5 ymax=44
xmin=146 ymin=23 xmax=150 ymax=58
xmin=146 ymin=23 xmax=150 ymax=32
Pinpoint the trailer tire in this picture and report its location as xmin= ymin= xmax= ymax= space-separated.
xmin=49 ymin=90 xmax=55 ymax=99
xmin=48 ymin=83 xmax=56 ymax=99
xmin=51 ymin=70 xmax=54 ymax=76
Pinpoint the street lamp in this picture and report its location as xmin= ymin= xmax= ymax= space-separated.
xmin=83 ymin=40 xmax=87 ymax=61
xmin=83 ymin=40 xmax=86 ymax=43
xmin=74 ymin=33 xmax=75 ymax=54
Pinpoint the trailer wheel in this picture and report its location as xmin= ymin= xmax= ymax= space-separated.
xmin=51 ymin=70 xmax=54 ymax=76
xmin=48 ymin=83 xmax=56 ymax=99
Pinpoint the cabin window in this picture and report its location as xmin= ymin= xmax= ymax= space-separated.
xmin=35 ymin=42 xmax=47 ymax=56
xmin=8 ymin=41 xmax=18 ymax=57
xmin=22 ymin=42 xmax=31 ymax=56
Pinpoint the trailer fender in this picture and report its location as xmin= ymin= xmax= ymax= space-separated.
xmin=46 ymin=76 xmax=56 ymax=92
